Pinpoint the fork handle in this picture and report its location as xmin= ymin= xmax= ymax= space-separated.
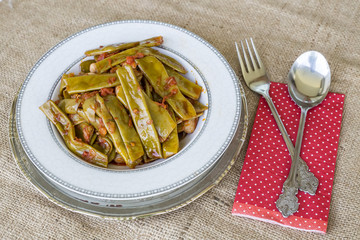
xmin=262 ymin=94 xmax=319 ymax=195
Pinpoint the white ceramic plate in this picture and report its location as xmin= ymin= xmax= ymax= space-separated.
xmin=16 ymin=20 xmax=241 ymax=200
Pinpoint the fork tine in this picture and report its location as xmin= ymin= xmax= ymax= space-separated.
xmin=245 ymin=39 xmax=257 ymax=70
xmin=235 ymin=42 xmax=246 ymax=74
xmin=250 ymin=38 xmax=263 ymax=68
xmin=240 ymin=40 xmax=251 ymax=72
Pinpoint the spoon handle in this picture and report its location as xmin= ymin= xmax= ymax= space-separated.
xmin=263 ymin=95 xmax=318 ymax=195
xmin=276 ymin=107 xmax=308 ymax=218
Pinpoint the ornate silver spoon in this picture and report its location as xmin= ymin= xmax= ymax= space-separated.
xmin=276 ymin=51 xmax=331 ymax=218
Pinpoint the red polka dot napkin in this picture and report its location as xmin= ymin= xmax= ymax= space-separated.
xmin=232 ymin=82 xmax=345 ymax=233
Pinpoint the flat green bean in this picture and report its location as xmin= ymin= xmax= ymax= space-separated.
xmin=162 ymin=108 xmax=179 ymax=158
xmin=91 ymin=47 xmax=145 ymax=74
xmin=75 ymin=122 xmax=95 ymax=144
xmin=142 ymin=48 xmax=186 ymax=74
xmin=64 ymin=74 xmax=119 ymax=94
xmin=143 ymin=90 xmax=176 ymax=142
xmin=104 ymin=95 xmax=144 ymax=166
xmin=85 ymin=36 xmax=163 ymax=56
xmin=115 ymin=85 xmax=128 ymax=109
xmin=136 ymin=56 xmax=196 ymax=120
xmin=58 ymin=99 xmax=80 ymax=114
xmin=40 ymin=100 xmax=108 ymax=167
xmin=165 ymin=66 xmax=202 ymax=100
xmin=95 ymin=94 xmax=130 ymax=164
xmin=117 ymin=66 xmax=162 ymax=159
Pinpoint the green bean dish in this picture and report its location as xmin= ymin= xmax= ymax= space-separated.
xmin=40 ymin=36 xmax=208 ymax=168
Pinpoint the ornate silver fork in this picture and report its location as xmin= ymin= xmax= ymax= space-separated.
xmin=235 ymin=38 xmax=319 ymax=197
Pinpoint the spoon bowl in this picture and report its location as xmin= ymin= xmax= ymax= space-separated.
xmin=288 ymin=51 xmax=331 ymax=109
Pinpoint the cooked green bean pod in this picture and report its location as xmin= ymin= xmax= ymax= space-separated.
xmin=68 ymin=113 xmax=86 ymax=125
xmin=136 ymin=56 xmax=196 ymax=120
xmin=91 ymin=44 xmax=185 ymax=75
xmin=113 ymin=153 xmax=125 ymax=164
xmin=177 ymin=122 xmax=185 ymax=133
xmin=143 ymin=90 xmax=176 ymax=142
xmin=60 ymin=74 xmax=71 ymax=99
xmin=90 ymin=46 xmax=145 ymax=74
xmin=142 ymin=48 xmax=186 ymax=74
xmin=95 ymin=94 xmax=131 ymax=164
xmin=85 ymin=36 xmax=163 ymax=56
xmin=78 ymin=105 xmax=107 ymax=137
xmin=115 ymin=85 xmax=128 ymax=109
xmin=176 ymin=112 xmax=203 ymax=124
xmin=86 ymin=42 xmax=139 ymax=57
xmin=79 ymin=112 xmax=106 ymax=136
xmin=63 ymin=74 xmax=119 ymax=94
xmin=165 ymin=66 xmax=202 ymax=100
xmin=77 ymin=108 xmax=89 ymax=121
xmin=117 ymin=66 xmax=162 ymax=159
xmin=104 ymin=95 xmax=144 ymax=164
xmin=117 ymin=85 xmax=176 ymax=141
xmin=75 ymin=122 xmax=95 ymax=144
xmin=144 ymin=79 xmax=153 ymax=99
xmin=143 ymin=154 xmax=157 ymax=164
xmin=92 ymin=135 xmax=113 ymax=156
xmin=139 ymin=36 xmax=164 ymax=47
xmin=162 ymin=108 xmax=179 ymax=158
xmin=188 ymin=99 xmax=208 ymax=113
xmin=152 ymin=91 xmax=163 ymax=103
xmin=40 ymin=100 xmax=108 ymax=167
xmin=89 ymin=131 xmax=97 ymax=145
xmin=58 ymin=99 xmax=80 ymax=114
xmin=82 ymin=96 xmax=96 ymax=125
xmin=80 ymin=60 xmax=96 ymax=73
xmin=78 ymin=108 xmax=101 ymax=127
xmin=62 ymin=90 xmax=71 ymax=99
xmin=108 ymin=147 xmax=116 ymax=162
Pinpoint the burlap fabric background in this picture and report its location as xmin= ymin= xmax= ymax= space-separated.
xmin=1 ymin=0 xmax=359 ymax=239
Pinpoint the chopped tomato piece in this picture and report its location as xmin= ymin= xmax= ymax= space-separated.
xmin=100 ymin=87 xmax=115 ymax=97
xmin=81 ymin=91 xmax=98 ymax=100
xmin=97 ymin=53 xmax=108 ymax=61
xmin=82 ymin=150 xmax=96 ymax=162
xmin=126 ymin=56 xmax=135 ymax=65
xmin=134 ymin=52 xmax=145 ymax=58
xmin=107 ymin=77 xmax=117 ymax=84
xmin=83 ymin=125 xmax=92 ymax=143
xmin=107 ymin=121 xmax=116 ymax=134
xmin=110 ymin=67 xmax=118 ymax=73
xmin=133 ymin=108 xmax=139 ymax=114
xmin=98 ymin=127 xmax=107 ymax=137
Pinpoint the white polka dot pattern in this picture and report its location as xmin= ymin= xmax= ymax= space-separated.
xmin=232 ymin=82 xmax=345 ymax=233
